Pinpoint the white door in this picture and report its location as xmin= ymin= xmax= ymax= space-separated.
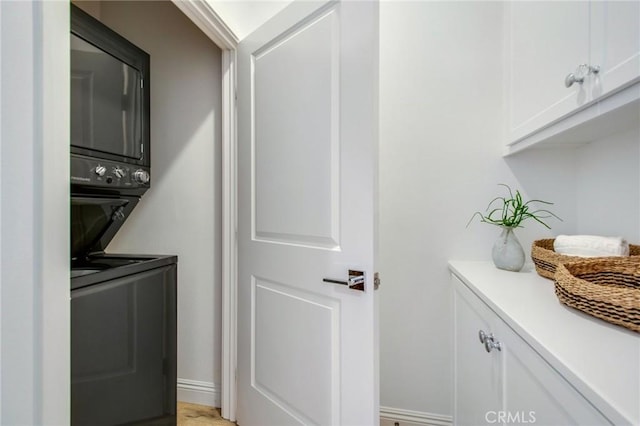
xmin=236 ymin=1 xmax=379 ymax=425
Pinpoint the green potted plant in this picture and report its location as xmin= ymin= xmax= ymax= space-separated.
xmin=468 ymin=184 xmax=561 ymax=272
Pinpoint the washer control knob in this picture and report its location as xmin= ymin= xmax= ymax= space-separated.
xmin=133 ymin=169 xmax=150 ymax=184
xmin=95 ymin=165 xmax=107 ymax=177
xmin=113 ymin=167 xmax=125 ymax=179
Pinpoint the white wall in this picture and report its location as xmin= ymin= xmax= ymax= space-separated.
xmin=77 ymin=1 xmax=224 ymax=406
xmin=379 ymin=1 xmax=577 ymax=419
xmin=380 ymin=1 xmax=640 ymax=421
xmin=380 ymin=2 xmax=504 ymax=415
xmin=574 ymin=128 xmax=640 ymax=241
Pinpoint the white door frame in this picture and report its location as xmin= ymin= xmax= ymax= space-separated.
xmin=170 ymin=1 xmax=239 ymax=421
xmin=1 ymin=1 xmax=70 ymax=423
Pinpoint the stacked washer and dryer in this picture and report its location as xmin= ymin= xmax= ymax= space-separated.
xmin=70 ymin=5 xmax=177 ymax=425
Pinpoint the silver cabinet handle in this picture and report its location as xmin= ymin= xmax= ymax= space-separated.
xmin=323 ymin=270 xmax=365 ymax=291
xmin=564 ymin=72 xmax=585 ymax=88
xmin=565 ymin=64 xmax=600 ymax=88
xmin=484 ymin=336 xmax=502 ymax=353
xmin=478 ymin=329 xmax=501 ymax=353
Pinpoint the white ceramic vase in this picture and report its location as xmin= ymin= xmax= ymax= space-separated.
xmin=492 ymin=226 xmax=525 ymax=272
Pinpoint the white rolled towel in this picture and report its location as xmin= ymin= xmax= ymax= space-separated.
xmin=554 ymin=235 xmax=629 ymax=257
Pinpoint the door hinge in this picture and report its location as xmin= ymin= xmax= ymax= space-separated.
xmin=374 ymin=272 xmax=381 ymax=290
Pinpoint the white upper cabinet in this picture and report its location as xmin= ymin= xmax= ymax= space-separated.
xmin=506 ymin=1 xmax=591 ymax=142
xmin=504 ymin=1 xmax=640 ymax=154
xmin=590 ymin=1 xmax=640 ymax=99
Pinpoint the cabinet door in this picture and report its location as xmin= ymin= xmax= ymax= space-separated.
xmin=453 ymin=277 xmax=503 ymax=426
xmin=499 ymin=320 xmax=612 ymax=426
xmin=453 ymin=274 xmax=613 ymax=426
xmin=506 ymin=1 xmax=591 ymax=143
xmin=590 ymin=1 xmax=640 ymax=99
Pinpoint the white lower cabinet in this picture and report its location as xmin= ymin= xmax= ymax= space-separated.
xmin=453 ymin=274 xmax=503 ymax=426
xmin=453 ymin=275 xmax=611 ymax=426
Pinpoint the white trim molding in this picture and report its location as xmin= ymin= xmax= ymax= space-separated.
xmin=171 ymin=1 xmax=239 ymax=422
xmin=380 ymin=406 xmax=453 ymax=426
xmin=40 ymin=1 xmax=71 ymax=423
xmin=171 ymin=0 xmax=239 ymax=49
xmin=177 ymin=379 xmax=221 ymax=408
xmin=220 ymin=47 xmax=238 ymax=422
xmin=1 ymin=1 xmax=70 ymax=424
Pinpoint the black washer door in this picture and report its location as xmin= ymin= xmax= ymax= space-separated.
xmin=71 ymin=264 xmax=177 ymax=425
xmin=71 ymin=195 xmax=138 ymax=259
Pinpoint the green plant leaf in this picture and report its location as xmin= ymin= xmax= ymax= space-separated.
xmin=466 ymin=184 xmax=561 ymax=230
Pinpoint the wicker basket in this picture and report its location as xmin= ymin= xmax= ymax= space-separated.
xmin=531 ymin=239 xmax=640 ymax=280
xmin=554 ymin=259 xmax=640 ymax=333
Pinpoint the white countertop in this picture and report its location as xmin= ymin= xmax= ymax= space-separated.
xmin=449 ymin=261 xmax=640 ymax=426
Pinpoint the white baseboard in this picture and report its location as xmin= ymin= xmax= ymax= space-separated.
xmin=175 ymin=387 xmax=450 ymax=425
xmin=380 ymin=406 xmax=453 ymax=426
xmin=177 ymin=379 xmax=220 ymax=408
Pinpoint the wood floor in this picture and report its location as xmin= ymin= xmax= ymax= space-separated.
xmin=177 ymin=402 xmax=236 ymax=425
